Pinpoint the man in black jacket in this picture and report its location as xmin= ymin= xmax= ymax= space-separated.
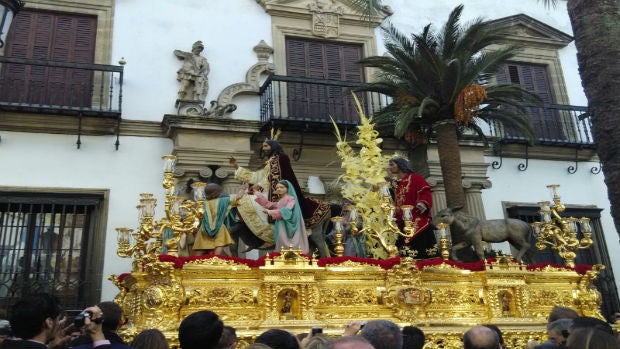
xmin=0 ymin=294 xmax=110 ymax=349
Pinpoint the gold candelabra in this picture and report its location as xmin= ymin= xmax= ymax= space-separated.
xmin=330 ymin=216 xmax=346 ymax=257
xmin=350 ymin=183 xmax=419 ymax=258
xmin=115 ymin=155 xmax=202 ymax=271
xmin=531 ymin=184 xmax=593 ymax=268
xmin=435 ymin=222 xmax=451 ymax=261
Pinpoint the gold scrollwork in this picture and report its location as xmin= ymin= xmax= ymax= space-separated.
xmin=318 ymin=288 xmax=377 ymax=306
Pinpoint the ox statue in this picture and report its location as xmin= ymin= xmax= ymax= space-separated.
xmin=431 ymin=206 xmax=533 ymax=262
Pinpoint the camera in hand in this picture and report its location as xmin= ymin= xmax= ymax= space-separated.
xmin=74 ymin=311 xmax=103 ymax=328
xmin=311 ymin=327 xmax=323 ymax=335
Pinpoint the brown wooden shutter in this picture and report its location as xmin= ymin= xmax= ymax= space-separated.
xmin=285 ymin=37 xmax=363 ymax=121
xmin=496 ymin=62 xmax=562 ymax=140
xmin=1 ymin=10 xmax=97 ymax=107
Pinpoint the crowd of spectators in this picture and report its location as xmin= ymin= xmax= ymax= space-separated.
xmin=0 ymin=295 xmax=618 ymax=349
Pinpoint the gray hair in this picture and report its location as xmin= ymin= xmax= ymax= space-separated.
xmin=547 ymin=318 xmax=573 ymax=333
xmin=360 ymin=319 xmax=403 ymax=349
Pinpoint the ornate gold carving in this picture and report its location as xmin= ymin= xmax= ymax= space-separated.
xmin=317 ymin=287 xmax=378 ymax=306
xmin=187 ymin=287 xmax=254 ymax=307
xmin=184 ymin=256 xmax=252 ymax=269
xmin=323 ymin=260 xmax=383 ymax=271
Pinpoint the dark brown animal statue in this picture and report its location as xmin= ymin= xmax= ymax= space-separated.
xmin=431 ymin=206 xmax=533 ymax=262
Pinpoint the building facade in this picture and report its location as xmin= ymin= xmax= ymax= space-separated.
xmin=0 ymin=0 xmax=617 ymax=318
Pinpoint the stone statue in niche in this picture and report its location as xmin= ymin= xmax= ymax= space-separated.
xmin=174 ymin=40 xmax=210 ymax=102
xmin=281 ymin=290 xmax=292 ymax=314
xmin=500 ymin=291 xmax=512 ymax=316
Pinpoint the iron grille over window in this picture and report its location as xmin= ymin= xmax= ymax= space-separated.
xmin=0 ymin=192 xmax=104 ymax=318
xmin=506 ymin=205 xmax=619 ymax=319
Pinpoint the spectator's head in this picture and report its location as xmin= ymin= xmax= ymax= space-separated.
xmin=325 ymin=336 xmax=374 ymax=349
xmin=360 ymin=319 xmax=403 ymax=349
xmin=215 ymin=326 xmax=238 ymax=349
xmin=481 ymin=325 xmax=504 ymax=349
xmin=570 ymin=316 xmax=614 ymax=335
xmin=131 ymin=329 xmax=170 ymax=349
xmin=565 ymin=327 xmax=617 ymax=349
xmin=402 ymin=326 xmax=425 ymax=349
xmin=179 ymin=310 xmax=224 ymax=349
xmin=255 ymin=329 xmax=299 ymax=349
xmin=463 ymin=326 xmax=500 ymax=349
xmin=546 ymin=318 xmax=572 ymax=346
xmin=304 ymin=334 xmax=330 ymax=349
xmin=97 ymin=301 xmax=124 ymax=332
xmin=548 ymin=306 xmax=579 ymax=323
xmin=9 ymin=293 xmax=61 ymax=341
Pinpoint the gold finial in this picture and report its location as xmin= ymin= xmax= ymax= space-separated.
xmin=269 ymin=127 xmax=282 ymax=141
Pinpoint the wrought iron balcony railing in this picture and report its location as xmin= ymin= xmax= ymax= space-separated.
xmin=0 ymin=57 xmax=123 ymax=118
xmin=259 ymin=75 xmax=390 ymax=127
xmin=489 ymin=103 xmax=592 ymax=147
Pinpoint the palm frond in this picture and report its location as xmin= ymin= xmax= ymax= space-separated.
xmin=417 ymin=97 xmax=440 ymax=118
xmin=343 ymin=0 xmax=387 ymax=21
xmin=440 ymin=4 xmax=464 ymax=57
xmin=538 ymin=0 xmax=558 ymax=9
xmin=462 ymin=122 xmax=490 ymax=146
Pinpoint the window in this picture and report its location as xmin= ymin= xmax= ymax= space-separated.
xmin=285 ymin=37 xmax=364 ymax=121
xmin=0 ymin=192 xmax=105 ymax=318
xmin=0 ymin=10 xmax=97 ymax=107
xmin=506 ymin=205 xmax=620 ymax=319
xmin=496 ymin=62 xmax=569 ymax=141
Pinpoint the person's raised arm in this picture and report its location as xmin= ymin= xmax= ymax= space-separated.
xmin=80 ymin=306 xmax=111 ymax=348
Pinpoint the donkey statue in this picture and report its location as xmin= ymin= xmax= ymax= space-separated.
xmin=431 ymin=206 xmax=533 ymax=262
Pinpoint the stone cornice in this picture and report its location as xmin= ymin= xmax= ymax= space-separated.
xmin=162 ymin=115 xmax=263 ymax=138
xmin=0 ymin=112 xmax=118 ymax=135
xmin=486 ymin=13 xmax=573 ymax=48
xmin=0 ymin=112 xmax=166 ymax=138
xmin=121 ymin=120 xmax=166 ymax=137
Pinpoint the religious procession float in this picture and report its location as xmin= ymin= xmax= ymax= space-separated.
xmin=110 ymin=108 xmax=604 ymax=348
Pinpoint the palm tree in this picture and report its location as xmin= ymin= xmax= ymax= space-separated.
xmin=357 ymin=5 xmax=537 ymax=209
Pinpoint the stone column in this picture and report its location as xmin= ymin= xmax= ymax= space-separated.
xmin=463 ymin=179 xmax=492 ymax=220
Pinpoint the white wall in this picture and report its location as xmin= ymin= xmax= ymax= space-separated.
xmin=112 ymin=0 xmax=271 ymax=121
xmin=0 ymin=131 xmax=173 ymax=299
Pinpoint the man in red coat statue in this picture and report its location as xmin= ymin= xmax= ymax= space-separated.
xmin=388 ymin=157 xmax=435 ymax=258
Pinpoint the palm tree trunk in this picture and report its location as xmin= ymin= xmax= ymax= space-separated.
xmin=567 ymin=0 xmax=620 ymax=239
xmin=434 ymin=121 xmax=466 ymax=209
